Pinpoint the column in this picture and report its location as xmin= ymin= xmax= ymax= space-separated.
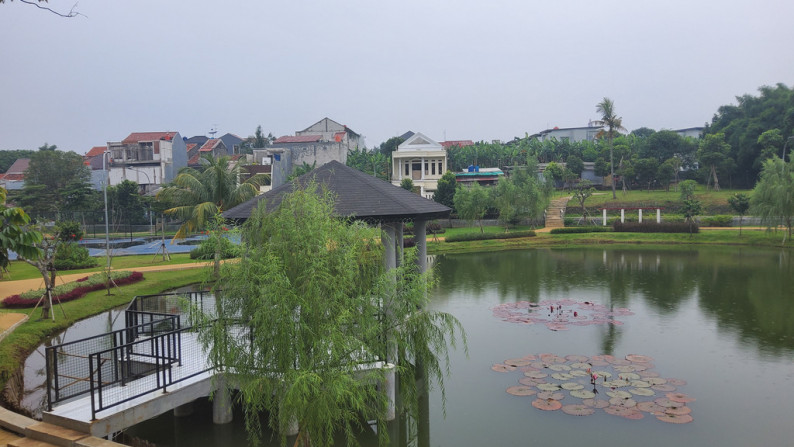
xmin=212 ymin=376 xmax=232 ymax=424
xmin=602 ymin=209 xmax=607 ymax=226
xmin=396 ymin=223 xmax=404 ymax=268
xmin=381 ymin=223 xmax=397 ymax=271
xmin=414 ymin=219 xmax=427 ymax=273
xmin=384 ymin=365 xmax=396 ymax=421
xmin=657 ymin=208 xmax=661 ymax=223
xmin=639 ymin=209 xmax=643 ymax=223
xmin=620 ymin=209 xmax=625 ymax=223
xmin=420 ymin=157 xmax=425 ymax=180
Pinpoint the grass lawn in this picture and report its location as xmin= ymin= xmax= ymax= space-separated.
xmin=1 ymin=253 xmax=200 ymax=282
xmin=564 ymin=187 xmax=753 ymax=216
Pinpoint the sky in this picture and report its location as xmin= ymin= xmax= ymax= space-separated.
xmin=1 ymin=0 xmax=792 ymax=154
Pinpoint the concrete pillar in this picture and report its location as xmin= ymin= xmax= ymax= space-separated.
xmin=639 ymin=209 xmax=643 ymax=223
xmin=657 ymin=208 xmax=661 ymax=223
xmin=602 ymin=209 xmax=607 ymax=226
xmin=212 ymin=377 xmax=232 ymax=424
xmin=287 ymin=419 xmax=300 ymax=437
xmin=173 ymin=402 xmax=194 ymax=417
xmin=385 ymin=366 xmax=396 ymax=421
xmin=381 ymin=223 xmax=397 ymax=272
xmin=396 ymin=223 xmax=404 ymax=268
xmin=620 ymin=209 xmax=625 ymax=223
xmin=421 ymin=157 xmax=425 ymax=180
xmin=414 ymin=220 xmax=427 ymax=273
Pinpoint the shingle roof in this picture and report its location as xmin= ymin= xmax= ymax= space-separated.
xmin=273 ymin=135 xmax=323 ymax=144
xmin=440 ymin=140 xmax=475 ymax=149
xmin=4 ymin=158 xmax=30 ymax=175
xmin=223 ymin=160 xmax=451 ymax=222
xmin=86 ymin=146 xmax=106 ymax=157
xmin=122 ymin=132 xmax=178 ymax=144
xmin=199 ymin=139 xmax=221 ymax=152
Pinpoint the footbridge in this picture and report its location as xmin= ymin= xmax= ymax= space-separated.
xmin=42 ymin=291 xmax=393 ymax=439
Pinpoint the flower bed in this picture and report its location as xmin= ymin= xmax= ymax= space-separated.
xmin=2 ymin=271 xmax=144 ymax=308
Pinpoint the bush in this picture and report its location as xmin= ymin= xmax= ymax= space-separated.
xmin=403 ymin=237 xmax=416 ymax=248
xmin=699 ymin=215 xmax=733 ymax=227
xmin=445 ymin=230 xmax=536 ymax=242
xmin=550 ymin=227 xmax=612 ymax=234
xmin=612 ymin=221 xmax=698 ymax=233
xmin=54 ymin=220 xmax=84 ymax=242
xmin=53 ymin=242 xmax=98 ymax=270
xmin=3 ymin=271 xmax=144 ymax=308
xmin=189 ymin=236 xmax=241 ymax=260
xmin=403 ymin=222 xmax=445 ymax=236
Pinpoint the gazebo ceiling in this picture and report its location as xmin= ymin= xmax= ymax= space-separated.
xmin=223 ymin=160 xmax=451 ymax=223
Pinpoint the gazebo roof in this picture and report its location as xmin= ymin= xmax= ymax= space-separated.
xmin=223 ymin=160 xmax=451 ymax=222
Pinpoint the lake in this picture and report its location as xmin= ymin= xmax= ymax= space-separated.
xmin=24 ymin=245 xmax=794 ymax=446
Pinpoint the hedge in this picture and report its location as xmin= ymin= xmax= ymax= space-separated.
xmin=551 ymin=227 xmax=613 ymax=234
xmin=445 ymin=230 xmax=536 ymax=242
xmin=2 ymin=271 xmax=144 ymax=308
xmin=699 ymin=215 xmax=733 ymax=227
xmin=612 ymin=222 xmax=698 ymax=234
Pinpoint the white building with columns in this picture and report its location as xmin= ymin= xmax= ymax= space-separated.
xmin=390 ymin=132 xmax=447 ymax=199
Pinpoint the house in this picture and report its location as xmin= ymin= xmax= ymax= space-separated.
xmin=198 ymin=138 xmax=228 ymax=159
xmin=267 ymin=118 xmax=362 ymax=188
xmin=105 ymin=131 xmax=188 ymax=193
xmin=674 ymin=127 xmax=704 ymax=139
xmin=218 ymin=133 xmax=245 ymax=155
xmin=0 ymin=158 xmax=30 ymax=190
xmin=455 ymin=167 xmax=504 ymax=187
xmin=391 ymin=132 xmax=448 ymax=199
xmin=532 ymin=122 xmax=603 ymax=143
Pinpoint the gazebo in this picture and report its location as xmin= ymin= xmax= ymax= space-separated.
xmin=223 ymin=160 xmax=451 ymax=273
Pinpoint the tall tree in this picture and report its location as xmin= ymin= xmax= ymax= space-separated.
xmin=433 ymin=171 xmax=457 ymax=210
xmin=751 ymin=156 xmax=794 ymax=243
xmin=698 ymin=133 xmax=731 ymax=191
xmin=596 ymin=97 xmax=627 ymax=199
xmin=453 ymin=182 xmax=490 ymax=232
xmin=18 ymin=149 xmax=91 ymax=220
xmin=192 ymin=186 xmax=464 ymax=446
xmin=157 ymin=155 xmax=267 ymax=239
xmin=728 ymin=193 xmax=751 ymax=236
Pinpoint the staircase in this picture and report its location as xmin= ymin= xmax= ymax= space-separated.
xmin=544 ymin=196 xmax=571 ymax=230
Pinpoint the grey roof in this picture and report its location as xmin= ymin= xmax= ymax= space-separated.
xmin=223 ymin=160 xmax=451 ymax=222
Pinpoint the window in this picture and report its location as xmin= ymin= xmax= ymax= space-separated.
xmin=404 ymin=162 xmax=409 ymax=176
xmin=425 ymin=161 xmax=429 ymax=175
xmin=432 ymin=160 xmax=436 ymax=175
xmin=438 ymin=162 xmax=443 ymax=174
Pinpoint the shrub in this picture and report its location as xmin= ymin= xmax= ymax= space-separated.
xmin=403 ymin=222 xmax=445 ymax=236
xmin=403 ymin=237 xmax=416 ymax=248
xmin=445 ymin=230 xmax=536 ymax=242
xmin=53 ymin=242 xmax=98 ymax=270
xmin=3 ymin=271 xmax=144 ymax=308
xmin=699 ymin=215 xmax=733 ymax=227
xmin=54 ymin=220 xmax=84 ymax=242
xmin=612 ymin=221 xmax=698 ymax=234
xmin=189 ymin=236 xmax=241 ymax=260
xmin=550 ymin=227 xmax=612 ymax=234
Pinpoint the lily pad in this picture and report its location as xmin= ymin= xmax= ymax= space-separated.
xmin=565 ymin=355 xmax=590 ymax=363
xmin=562 ymin=404 xmax=595 ymax=416
xmin=537 ymin=383 xmax=561 ymax=391
xmin=629 ymin=380 xmax=651 ymax=388
xmin=645 ymin=377 xmax=668 ymax=385
xmin=656 ymin=413 xmax=693 ymax=424
xmin=665 ymin=406 xmax=692 ymax=415
xmin=569 ymin=369 xmax=588 ymax=377
xmin=666 ymin=392 xmax=696 ymax=403
xmin=608 ymin=358 xmax=631 ymax=366
xmin=491 ymin=364 xmax=516 ymax=373
xmin=654 ymin=397 xmax=683 ymax=408
xmin=506 ymin=386 xmax=537 ymax=396
xmin=548 ymin=364 xmax=572 ymax=371
xmin=524 ymin=371 xmax=548 ymax=379
xmin=609 ymin=397 xmax=637 ymax=408
xmin=666 ymin=378 xmax=688 ymax=386
xmin=504 ymin=358 xmax=532 ymax=367
xmin=519 ymin=377 xmax=544 ymax=386
xmin=570 ymin=389 xmax=597 ymax=399
xmin=570 ymin=362 xmax=591 ymax=370
xmin=537 ymin=391 xmax=565 ymax=400
xmin=613 ymin=365 xmax=638 ymax=373
xmin=606 ymin=390 xmax=633 ymax=399
xmin=638 ymin=370 xmax=660 ymax=378
xmin=582 ymin=398 xmax=610 ymax=408
xmin=651 ymin=384 xmax=677 ymax=392
xmin=551 ymin=373 xmax=574 ymax=381
xmin=618 ymin=372 xmax=641 ymax=381
xmin=592 ymin=370 xmax=613 ymax=379
xmin=621 ymin=410 xmax=645 ymax=420
xmin=636 ymin=401 xmax=667 ymax=413
xmin=609 ymin=379 xmax=631 ymax=388
xmin=532 ymin=398 xmax=562 ymax=411
xmin=625 ymin=354 xmax=654 ymax=363
xmin=561 ymin=382 xmax=584 ymax=390
xmin=604 ymin=406 xmax=636 ymax=417
xmin=629 ymin=387 xmax=655 ymax=397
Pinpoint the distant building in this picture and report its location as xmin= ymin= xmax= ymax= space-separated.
xmin=267 ymin=118 xmax=362 ymax=188
xmin=218 ymin=133 xmax=245 ymax=155
xmin=440 ymin=140 xmax=475 ymax=150
xmin=105 ymin=131 xmax=188 ymax=193
xmin=0 ymin=158 xmax=30 ymax=190
xmin=391 ymin=132 xmax=448 ymax=199
xmin=455 ymin=167 xmax=504 ymax=187
xmin=674 ymin=127 xmax=705 ymax=139
xmin=532 ymin=122 xmax=603 ymax=143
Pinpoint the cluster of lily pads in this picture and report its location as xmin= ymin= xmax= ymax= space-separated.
xmin=491 ymin=353 xmax=694 ymax=423
xmin=491 ymin=299 xmax=634 ymax=331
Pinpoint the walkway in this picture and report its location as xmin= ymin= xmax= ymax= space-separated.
xmin=541 ymin=196 xmax=571 ymax=232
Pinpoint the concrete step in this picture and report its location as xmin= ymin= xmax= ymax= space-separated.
xmin=24 ymin=423 xmax=88 ymax=447
xmin=8 ymin=438 xmax=59 ymax=447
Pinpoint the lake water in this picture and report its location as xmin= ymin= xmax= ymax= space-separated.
xmin=23 ymin=246 xmax=794 ymax=446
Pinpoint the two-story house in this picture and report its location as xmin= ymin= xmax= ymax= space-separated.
xmin=391 ymin=132 xmax=447 ymax=199
xmin=106 ymin=132 xmax=188 ymax=193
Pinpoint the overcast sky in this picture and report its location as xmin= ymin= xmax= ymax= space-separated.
xmin=1 ymin=0 xmax=792 ymax=154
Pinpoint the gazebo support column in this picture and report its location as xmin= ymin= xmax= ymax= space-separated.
xmin=621 ymin=209 xmax=625 ymax=223
xmin=414 ymin=219 xmax=427 ymax=273
xmin=657 ymin=208 xmax=661 ymax=223
xmin=639 ymin=209 xmax=643 ymax=223
xmin=602 ymin=209 xmax=607 ymax=226
xmin=381 ymin=222 xmax=398 ymax=271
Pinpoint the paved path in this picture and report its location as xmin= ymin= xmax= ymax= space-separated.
xmin=542 ymin=196 xmax=571 ymax=231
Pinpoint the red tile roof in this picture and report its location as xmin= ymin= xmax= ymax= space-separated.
xmin=199 ymin=139 xmax=221 ymax=152
xmin=274 ymin=135 xmax=322 ymax=144
xmin=188 ymin=153 xmax=201 ymax=165
xmin=186 ymin=143 xmax=197 ymax=152
xmin=440 ymin=140 xmax=475 ymax=149
xmin=122 ymin=132 xmax=178 ymax=144
xmin=4 ymin=158 xmax=30 ymax=175
xmin=86 ymin=146 xmax=106 ymax=157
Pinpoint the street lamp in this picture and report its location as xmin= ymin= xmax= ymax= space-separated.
xmin=102 ymin=149 xmax=111 ymax=293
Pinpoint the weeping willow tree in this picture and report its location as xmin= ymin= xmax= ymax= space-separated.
xmin=193 ymin=184 xmax=465 ymax=447
xmin=751 ymin=156 xmax=794 ymax=244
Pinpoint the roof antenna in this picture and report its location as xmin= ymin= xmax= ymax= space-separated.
xmin=209 ymin=124 xmax=218 ymax=138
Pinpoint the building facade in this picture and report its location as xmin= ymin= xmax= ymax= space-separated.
xmin=105 ymin=131 xmax=188 ymax=193
xmin=391 ymin=132 xmax=447 ymax=199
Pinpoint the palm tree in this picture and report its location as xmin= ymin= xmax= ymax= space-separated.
xmin=157 ymin=155 xmax=267 ymax=239
xmin=595 ymin=98 xmax=627 ymax=199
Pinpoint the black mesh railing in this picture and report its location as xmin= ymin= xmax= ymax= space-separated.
xmin=45 ymin=313 xmax=180 ymax=410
